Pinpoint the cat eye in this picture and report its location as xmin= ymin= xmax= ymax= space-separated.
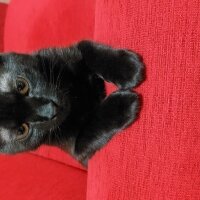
xmin=16 ymin=123 xmax=29 ymax=141
xmin=16 ymin=77 xmax=29 ymax=95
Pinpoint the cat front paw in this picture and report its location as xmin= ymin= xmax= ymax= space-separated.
xmin=105 ymin=90 xmax=141 ymax=128
xmin=114 ymin=49 xmax=145 ymax=89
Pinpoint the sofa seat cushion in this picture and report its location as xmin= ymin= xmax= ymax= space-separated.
xmin=0 ymin=153 xmax=87 ymax=200
xmin=0 ymin=3 xmax=7 ymax=51
xmin=87 ymin=0 xmax=200 ymax=199
xmin=4 ymin=0 xmax=95 ymax=53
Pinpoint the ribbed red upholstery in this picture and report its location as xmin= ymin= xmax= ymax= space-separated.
xmin=4 ymin=0 xmax=95 ymax=52
xmin=0 ymin=153 xmax=87 ymax=200
xmin=0 ymin=3 xmax=7 ymax=51
xmin=87 ymin=1 xmax=200 ymax=199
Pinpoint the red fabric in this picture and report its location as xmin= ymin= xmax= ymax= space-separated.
xmin=4 ymin=0 xmax=95 ymax=53
xmin=0 ymin=3 xmax=7 ymax=51
xmin=4 ymin=0 xmax=95 ymax=170
xmin=0 ymin=153 xmax=87 ymax=200
xmin=31 ymin=146 xmax=85 ymax=170
xmin=87 ymin=0 xmax=200 ymax=199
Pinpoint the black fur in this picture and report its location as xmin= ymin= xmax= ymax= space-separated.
xmin=0 ymin=41 xmax=144 ymax=166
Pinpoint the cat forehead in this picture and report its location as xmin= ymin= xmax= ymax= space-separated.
xmin=0 ymin=72 xmax=12 ymax=93
xmin=0 ymin=127 xmax=11 ymax=142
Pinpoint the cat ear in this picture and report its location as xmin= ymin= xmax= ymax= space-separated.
xmin=0 ymin=52 xmax=8 ymax=65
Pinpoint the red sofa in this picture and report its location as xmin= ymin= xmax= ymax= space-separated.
xmin=0 ymin=0 xmax=200 ymax=199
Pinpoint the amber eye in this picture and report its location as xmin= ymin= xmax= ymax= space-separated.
xmin=16 ymin=123 xmax=29 ymax=140
xmin=16 ymin=77 xmax=29 ymax=95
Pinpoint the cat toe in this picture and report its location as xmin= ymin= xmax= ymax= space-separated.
xmin=116 ymin=50 xmax=145 ymax=89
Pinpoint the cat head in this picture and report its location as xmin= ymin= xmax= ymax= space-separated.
xmin=0 ymin=52 xmax=70 ymax=154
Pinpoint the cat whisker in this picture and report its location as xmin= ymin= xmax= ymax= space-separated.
xmin=55 ymin=67 xmax=64 ymax=91
xmin=41 ymin=57 xmax=48 ymax=81
xmin=51 ymin=125 xmax=62 ymax=145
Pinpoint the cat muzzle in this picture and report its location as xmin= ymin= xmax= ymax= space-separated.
xmin=24 ymin=96 xmax=58 ymax=122
xmin=35 ymin=101 xmax=57 ymax=120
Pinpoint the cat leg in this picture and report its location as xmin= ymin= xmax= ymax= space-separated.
xmin=74 ymin=90 xmax=140 ymax=166
xmin=77 ymin=40 xmax=145 ymax=89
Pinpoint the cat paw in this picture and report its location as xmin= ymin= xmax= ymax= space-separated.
xmin=114 ymin=49 xmax=145 ymax=89
xmin=74 ymin=90 xmax=141 ymax=166
xmin=102 ymin=90 xmax=141 ymax=128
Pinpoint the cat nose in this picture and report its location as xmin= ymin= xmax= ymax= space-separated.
xmin=36 ymin=101 xmax=57 ymax=119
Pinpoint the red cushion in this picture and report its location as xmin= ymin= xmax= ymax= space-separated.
xmin=4 ymin=0 xmax=95 ymax=53
xmin=31 ymin=146 xmax=85 ymax=170
xmin=0 ymin=153 xmax=87 ymax=200
xmin=87 ymin=0 xmax=200 ymax=199
xmin=4 ymin=0 xmax=95 ymax=169
xmin=0 ymin=3 xmax=7 ymax=51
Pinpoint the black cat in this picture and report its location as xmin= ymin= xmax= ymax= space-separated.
xmin=0 ymin=41 xmax=144 ymax=166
